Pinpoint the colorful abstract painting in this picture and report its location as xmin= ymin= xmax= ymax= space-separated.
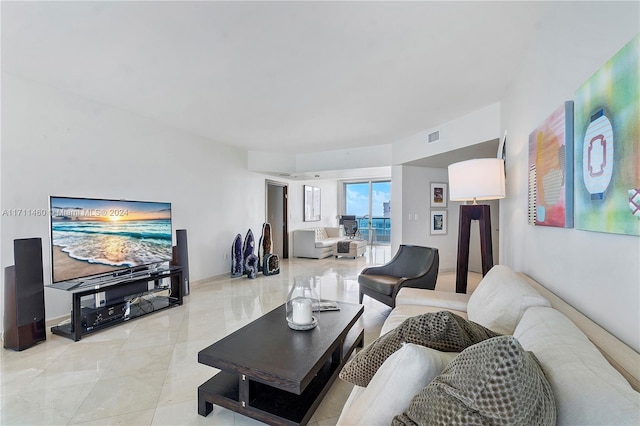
xmin=528 ymin=101 xmax=574 ymax=227
xmin=574 ymin=34 xmax=640 ymax=236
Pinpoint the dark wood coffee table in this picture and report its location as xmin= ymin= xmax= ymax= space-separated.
xmin=197 ymin=301 xmax=364 ymax=425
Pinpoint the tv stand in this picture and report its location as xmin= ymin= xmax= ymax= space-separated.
xmin=50 ymin=266 xmax=183 ymax=341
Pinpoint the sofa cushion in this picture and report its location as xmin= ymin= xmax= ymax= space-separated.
xmin=467 ymin=265 xmax=550 ymax=334
xmin=315 ymin=238 xmax=338 ymax=248
xmin=393 ymin=336 xmax=556 ymax=426
xmin=395 ymin=288 xmax=471 ymax=312
xmin=339 ymin=311 xmax=500 ymax=387
xmin=381 ymin=304 xmax=468 ymax=335
xmin=514 ymin=307 xmax=640 ymax=425
xmin=337 ymin=344 xmax=457 ymax=426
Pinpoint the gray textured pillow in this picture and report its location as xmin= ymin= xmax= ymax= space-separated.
xmin=393 ymin=336 xmax=556 ymax=426
xmin=339 ymin=311 xmax=500 ymax=387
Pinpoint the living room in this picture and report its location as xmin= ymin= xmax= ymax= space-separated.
xmin=1 ymin=1 xmax=639 ymax=425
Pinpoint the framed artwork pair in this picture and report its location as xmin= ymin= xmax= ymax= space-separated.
xmin=430 ymin=182 xmax=447 ymax=235
xmin=528 ymin=34 xmax=639 ymax=236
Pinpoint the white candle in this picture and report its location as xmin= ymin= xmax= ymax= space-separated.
xmin=292 ymin=298 xmax=313 ymax=324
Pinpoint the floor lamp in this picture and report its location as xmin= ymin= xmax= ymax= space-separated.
xmin=448 ymin=158 xmax=505 ymax=294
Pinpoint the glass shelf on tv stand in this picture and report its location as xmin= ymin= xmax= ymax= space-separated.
xmin=50 ymin=266 xmax=184 ymax=341
xmin=50 ymin=266 xmax=179 ymax=293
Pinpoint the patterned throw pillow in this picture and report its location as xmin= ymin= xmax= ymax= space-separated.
xmin=339 ymin=311 xmax=500 ymax=387
xmin=393 ymin=336 xmax=556 ymax=426
xmin=314 ymin=227 xmax=328 ymax=240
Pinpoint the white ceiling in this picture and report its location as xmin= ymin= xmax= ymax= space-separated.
xmin=2 ymin=1 xmax=548 ymax=156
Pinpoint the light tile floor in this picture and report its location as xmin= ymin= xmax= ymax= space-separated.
xmin=0 ymin=246 xmax=481 ymax=425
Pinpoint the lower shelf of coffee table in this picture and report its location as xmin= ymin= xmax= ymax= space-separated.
xmin=198 ymin=326 xmax=363 ymax=426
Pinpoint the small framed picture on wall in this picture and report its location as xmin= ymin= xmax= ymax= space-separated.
xmin=430 ymin=210 xmax=447 ymax=235
xmin=430 ymin=183 xmax=447 ymax=208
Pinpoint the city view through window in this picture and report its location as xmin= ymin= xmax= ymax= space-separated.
xmin=344 ymin=181 xmax=391 ymax=244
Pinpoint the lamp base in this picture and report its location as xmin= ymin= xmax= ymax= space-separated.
xmin=456 ymin=204 xmax=494 ymax=294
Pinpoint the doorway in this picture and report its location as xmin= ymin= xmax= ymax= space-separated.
xmin=266 ymin=181 xmax=288 ymax=259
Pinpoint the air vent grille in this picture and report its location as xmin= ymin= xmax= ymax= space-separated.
xmin=428 ymin=131 xmax=440 ymax=143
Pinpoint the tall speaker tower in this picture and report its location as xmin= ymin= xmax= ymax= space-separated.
xmin=172 ymin=229 xmax=190 ymax=296
xmin=3 ymin=238 xmax=46 ymax=351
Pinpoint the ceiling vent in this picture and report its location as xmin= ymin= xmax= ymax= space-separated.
xmin=428 ymin=131 xmax=440 ymax=143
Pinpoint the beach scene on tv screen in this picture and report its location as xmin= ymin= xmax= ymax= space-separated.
xmin=50 ymin=198 xmax=172 ymax=283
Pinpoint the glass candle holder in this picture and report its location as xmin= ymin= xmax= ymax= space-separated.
xmin=286 ymin=277 xmax=320 ymax=330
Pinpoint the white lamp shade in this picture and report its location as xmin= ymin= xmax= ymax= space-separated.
xmin=448 ymin=158 xmax=505 ymax=201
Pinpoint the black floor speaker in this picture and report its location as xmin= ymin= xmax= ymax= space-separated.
xmin=172 ymin=229 xmax=190 ymax=296
xmin=3 ymin=238 xmax=46 ymax=351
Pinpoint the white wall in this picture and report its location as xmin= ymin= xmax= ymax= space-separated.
xmin=287 ymin=180 xmax=339 ymax=229
xmin=500 ymin=3 xmax=640 ymax=351
xmin=388 ymin=103 xmax=503 ymax=264
xmin=393 ymin=102 xmax=500 ymax=165
xmin=286 ymin=179 xmax=339 ymax=254
xmin=1 ymin=73 xmax=269 ymax=321
xmin=394 ymin=165 xmax=460 ymax=271
xmin=390 ymin=165 xmax=403 ymax=255
xmin=248 ymin=151 xmax=297 ymax=175
xmin=296 ymin=144 xmax=392 ymax=173
xmin=248 ymin=144 xmax=393 ymax=176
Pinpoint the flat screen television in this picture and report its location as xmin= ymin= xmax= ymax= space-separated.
xmin=49 ymin=196 xmax=173 ymax=284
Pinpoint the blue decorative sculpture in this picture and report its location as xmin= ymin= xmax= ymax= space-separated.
xmin=245 ymin=254 xmax=259 ymax=279
xmin=243 ymin=229 xmax=255 ymax=277
xmin=231 ymin=234 xmax=243 ymax=277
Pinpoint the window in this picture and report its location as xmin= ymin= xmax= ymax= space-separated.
xmin=343 ymin=180 xmax=391 ymax=244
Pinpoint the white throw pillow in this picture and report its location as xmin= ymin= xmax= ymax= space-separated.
xmin=467 ymin=265 xmax=550 ymax=334
xmin=337 ymin=343 xmax=456 ymax=426
xmin=314 ymin=227 xmax=328 ymax=240
xmin=514 ymin=307 xmax=640 ymax=425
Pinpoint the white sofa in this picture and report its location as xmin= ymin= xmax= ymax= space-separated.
xmin=293 ymin=227 xmax=342 ymax=259
xmin=338 ymin=265 xmax=640 ymax=425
